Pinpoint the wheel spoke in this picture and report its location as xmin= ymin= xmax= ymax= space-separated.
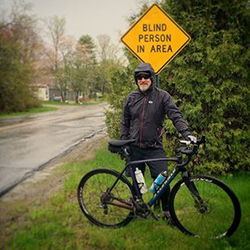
xmin=170 ymin=176 xmax=241 ymax=238
xmin=78 ymin=169 xmax=135 ymax=228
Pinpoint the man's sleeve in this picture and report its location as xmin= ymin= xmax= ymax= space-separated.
xmin=163 ymin=94 xmax=191 ymax=139
xmin=120 ymin=97 xmax=131 ymax=140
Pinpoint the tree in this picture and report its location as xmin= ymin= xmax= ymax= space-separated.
xmin=46 ymin=16 xmax=66 ymax=73
xmin=77 ymin=35 xmax=97 ymax=99
xmin=0 ymin=0 xmax=41 ymax=113
xmin=159 ymin=0 xmax=250 ymax=174
xmin=106 ymin=66 xmax=135 ymax=138
xmin=79 ymin=34 xmax=96 ymax=63
xmin=66 ymin=35 xmax=96 ymax=103
xmin=96 ymin=34 xmax=125 ymax=95
xmin=46 ymin=16 xmax=74 ymax=102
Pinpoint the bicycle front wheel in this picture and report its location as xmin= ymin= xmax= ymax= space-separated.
xmin=169 ymin=175 xmax=241 ymax=239
xmin=77 ymin=168 xmax=135 ymax=228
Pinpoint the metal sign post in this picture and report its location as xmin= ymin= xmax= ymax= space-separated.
xmin=155 ymin=74 xmax=160 ymax=88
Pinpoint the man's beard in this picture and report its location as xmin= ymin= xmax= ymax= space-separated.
xmin=139 ymin=84 xmax=150 ymax=92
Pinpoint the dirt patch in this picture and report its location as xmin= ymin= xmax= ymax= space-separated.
xmin=0 ymin=130 xmax=108 ymax=248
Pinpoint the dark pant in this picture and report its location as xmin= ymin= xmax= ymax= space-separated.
xmin=128 ymin=146 xmax=170 ymax=211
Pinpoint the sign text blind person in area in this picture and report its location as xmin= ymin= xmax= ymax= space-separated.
xmin=121 ymin=4 xmax=191 ymax=74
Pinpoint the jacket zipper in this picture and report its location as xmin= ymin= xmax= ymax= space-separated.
xmin=140 ymin=97 xmax=147 ymax=148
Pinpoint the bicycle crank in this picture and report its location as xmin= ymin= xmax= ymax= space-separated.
xmin=133 ymin=199 xmax=152 ymax=219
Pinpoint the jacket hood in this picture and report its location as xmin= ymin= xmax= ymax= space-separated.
xmin=134 ymin=63 xmax=156 ymax=86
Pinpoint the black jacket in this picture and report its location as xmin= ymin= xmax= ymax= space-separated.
xmin=120 ymin=63 xmax=190 ymax=148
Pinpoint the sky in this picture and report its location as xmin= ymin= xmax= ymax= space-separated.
xmin=0 ymin=0 xmax=161 ymax=46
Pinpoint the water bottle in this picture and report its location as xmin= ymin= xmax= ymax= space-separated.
xmin=150 ymin=171 xmax=168 ymax=193
xmin=135 ymin=168 xmax=147 ymax=194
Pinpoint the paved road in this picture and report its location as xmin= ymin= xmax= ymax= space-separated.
xmin=0 ymin=103 xmax=107 ymax=196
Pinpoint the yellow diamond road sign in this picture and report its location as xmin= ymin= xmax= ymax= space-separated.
xmin=121 ymin=4 xmax=191 ymax=74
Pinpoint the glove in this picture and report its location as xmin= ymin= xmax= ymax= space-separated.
xmin=187 ymin=135 xmax=197 ymax=143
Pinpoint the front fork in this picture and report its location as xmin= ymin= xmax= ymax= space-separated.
xmin=182 ymin=172 xmax=208 ymax=213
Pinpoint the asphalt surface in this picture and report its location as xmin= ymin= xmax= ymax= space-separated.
xmin=0 ymin=103 xmax=107 ymax=196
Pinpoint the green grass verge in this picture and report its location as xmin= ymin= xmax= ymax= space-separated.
xmin=5 ymin=143 xmax=250 ymax=250
xmin=0 ymin=106 xmax=58 ymax=119
xmin=42 ymin=99 xmax=104 ymax=106
xmin=0 ymin=99 xmax=105 ymax=119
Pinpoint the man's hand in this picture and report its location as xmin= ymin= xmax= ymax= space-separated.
xmin=187 ymin=135 xmax=197 ymax=144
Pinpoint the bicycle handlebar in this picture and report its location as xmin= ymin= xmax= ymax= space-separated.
xmin=172 ymin=135 xmax=206 ymax=168
xmin=177 ymin=135 xmax=206 ymax=156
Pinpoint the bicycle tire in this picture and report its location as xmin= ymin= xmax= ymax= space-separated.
xmin=169 ymin=175 xmax=241 ymax=238
xmin=77 ymin=168 xmax=135 ymax=228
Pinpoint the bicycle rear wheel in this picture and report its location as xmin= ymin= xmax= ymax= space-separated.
xmin=169 ymin=175 xmax=241 ymax=238
xmin=77 ymin=168 xmax=135 ymax=228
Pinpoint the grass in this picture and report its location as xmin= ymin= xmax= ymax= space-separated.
xmin=4 ymin=143 xmax=250 ymax=250
xmin=0 ymin=99 xmax=105 ymax=119
xmin=0 ymin=106 xmax=57 ymax=119
xmin=42 ymin=99 xmax=104 ymax=106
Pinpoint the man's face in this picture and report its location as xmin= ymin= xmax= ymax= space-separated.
xmin=136 ymin=73 xmax=152 ymax=92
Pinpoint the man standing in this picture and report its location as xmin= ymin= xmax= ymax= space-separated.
xmin=120 ymin=62 xmax=196 ymax=224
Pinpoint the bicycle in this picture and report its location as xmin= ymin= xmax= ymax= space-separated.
xmin=77 ymin=136 xmax=241 ymax=239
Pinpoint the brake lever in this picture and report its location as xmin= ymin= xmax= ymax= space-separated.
xmin=180 ymin=140 xmax=191 ymax=146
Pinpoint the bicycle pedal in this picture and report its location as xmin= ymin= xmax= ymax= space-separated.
xmin=151 ymin=213 xmax=160 ymax=221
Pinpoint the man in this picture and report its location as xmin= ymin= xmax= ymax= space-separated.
xmin=120 ymin=62 xmax=196 ymax=224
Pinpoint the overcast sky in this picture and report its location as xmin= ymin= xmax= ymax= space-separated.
xmin=1 ymin=0 xmax=161 ymax=45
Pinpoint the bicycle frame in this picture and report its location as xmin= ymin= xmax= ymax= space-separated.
xmin=105 ymin=136 xmax=206 ymax=212
xmin=106 ymin=154 xmax=192 ymax=210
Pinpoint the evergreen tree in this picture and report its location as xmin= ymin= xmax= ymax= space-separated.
xmin=79 ymin=34 xmax=96 ymax=63
xmin=160 ymin=0 xmax=250 ymax=173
